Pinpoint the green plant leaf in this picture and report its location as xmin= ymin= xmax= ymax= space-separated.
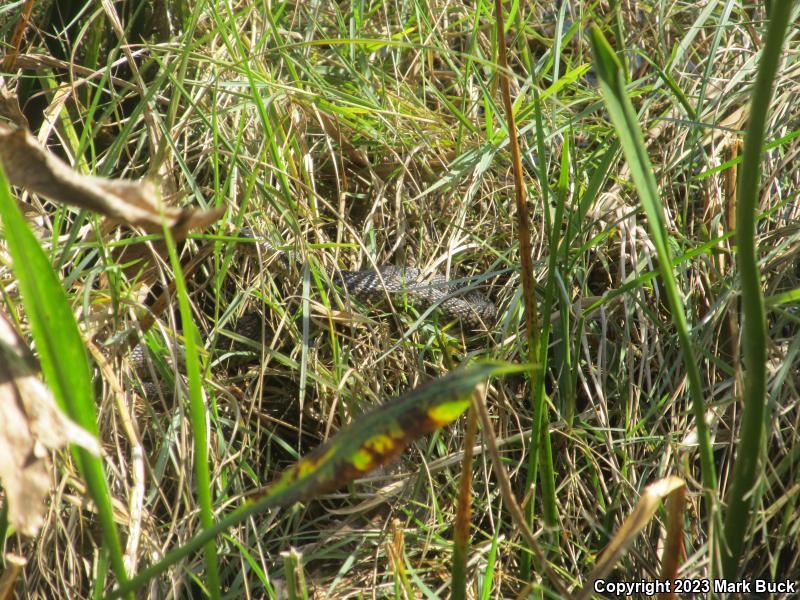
xmin=589 ymin=21 xmax=719 ymax=541
xmin=0 ymin=164 xmax=130 ymax=591
xmin=254 ymin=361 xmax=526 ymax=507
xmin=721 ymin=0 xmax=793 ymax=578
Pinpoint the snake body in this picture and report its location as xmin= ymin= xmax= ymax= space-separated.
xmin=240 ymin=228 xmax=496 ymax=331
xmin=129 ymin=235 xmax=496 ymax=393
xmin=332 ymin=266 xmax=496 ymax=330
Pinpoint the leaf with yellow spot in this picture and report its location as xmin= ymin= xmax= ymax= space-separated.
xmin=254 ymin=361 xmax=528 ymax=508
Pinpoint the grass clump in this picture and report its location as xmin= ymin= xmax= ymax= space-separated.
xmin=1 ymin=1 xmax=799 ymax=598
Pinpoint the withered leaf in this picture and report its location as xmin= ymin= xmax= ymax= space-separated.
xmin=0 ymin=84 xmax=28 ymax=130
xmin=0 ymin=311 xmax=100 ymax=537
xmin=0 ymin=554 xmax=26 ymax=600
xmin=0 ymin=123 xmax=224 ymax=235
xmin=577 ymin=476 xmax=687 ymax=600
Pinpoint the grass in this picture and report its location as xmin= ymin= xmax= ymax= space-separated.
xmin=0 ymin=163 xmax=129 ymax=594
xmin=2 ymin=1 xmax=800 ymax=598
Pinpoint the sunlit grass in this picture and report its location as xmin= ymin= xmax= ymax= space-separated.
xmin=1 ymin=1 xmax=799 ymax=597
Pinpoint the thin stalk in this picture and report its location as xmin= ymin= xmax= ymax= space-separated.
xmin=451 ymin=407 xmax=478 ymax=599
xmin=491 ymin=0 xmax=558 ymax=579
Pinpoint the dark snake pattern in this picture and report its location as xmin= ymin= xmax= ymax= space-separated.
xmin=331 ymin=266 xmax=496 ymax=330
xmin=130 ymin=234 xmax=496 ymax=392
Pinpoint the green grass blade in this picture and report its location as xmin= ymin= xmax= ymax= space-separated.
xmin=588 ymin=21 xmax=719 ymax=512
xmin=281 ymin=548 xmax=309 ymax=600
xmin=721 ymin=0 xmax=793 ymax=578
xmin=161 ymin=223 xmax=221 ymax=598
xmin=0 ymin=165 xmax=130 ymax=592
xmin=523 ymin=119 xmax=568 ymax=574
xmin=0 ymin=496 xmax=8 ymax=558
xmin=479 ymin=528 xmax=499 ymax=600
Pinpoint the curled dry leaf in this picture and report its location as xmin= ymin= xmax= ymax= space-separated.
xmin=0 ymin=122 xmax=224 ymax=235
xmin=0 ymin=311 xmax=100 ymax=537
xmin=576 ymin=476 xmax=687 ymax=600
xmin=659 ymin=482 xmax=687 ymax=599
xmin=0 ymin=553 xmax=27 ymax=600
xmin=0 ymin=84 xmax=28 ymax=130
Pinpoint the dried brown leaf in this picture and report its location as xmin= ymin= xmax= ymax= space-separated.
xmin=0 ymin=554 xmax=26 ymax=600
xmin=577 ymin=476 xmax=687 ymax=600
xmin=0 ymin=84 xmax=28 ymax=129
xmin=659 ymin=483 xmax=687 ymax=600
xmin=0 ymin=312 xmax=100 ymax=537
xmin=0 ymin=123 xmax=224 ymax=234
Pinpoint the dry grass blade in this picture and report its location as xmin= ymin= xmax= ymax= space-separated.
xmin=452 ymin=406 xmax=478 ymax=599
xmin=492 ymin=0 xmax=556 ymax=581
xmin=490 ymin=1 xmax=539 ymax=356
xmin=1 ymin=0 xmax=35 ymax=73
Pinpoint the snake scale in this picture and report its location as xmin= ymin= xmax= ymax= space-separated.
xmin=129 ymin=230 xmax=496 ymax=391
xmin=235 ymin=227 xmax=497 ymax=333
xmin=330 ymin=266 xmax=496 ymax=330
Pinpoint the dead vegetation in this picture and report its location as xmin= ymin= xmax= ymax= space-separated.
xmin=1 ymin=1 xmax=799 ymax=598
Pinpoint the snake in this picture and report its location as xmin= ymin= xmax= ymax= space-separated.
xmin=237 ymin=227 xmax=497 ymax=331
xmin=128 ymin=229 xmax=497 ymax=392
xmin=330 ymin=266 xmax=496 ymax=330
